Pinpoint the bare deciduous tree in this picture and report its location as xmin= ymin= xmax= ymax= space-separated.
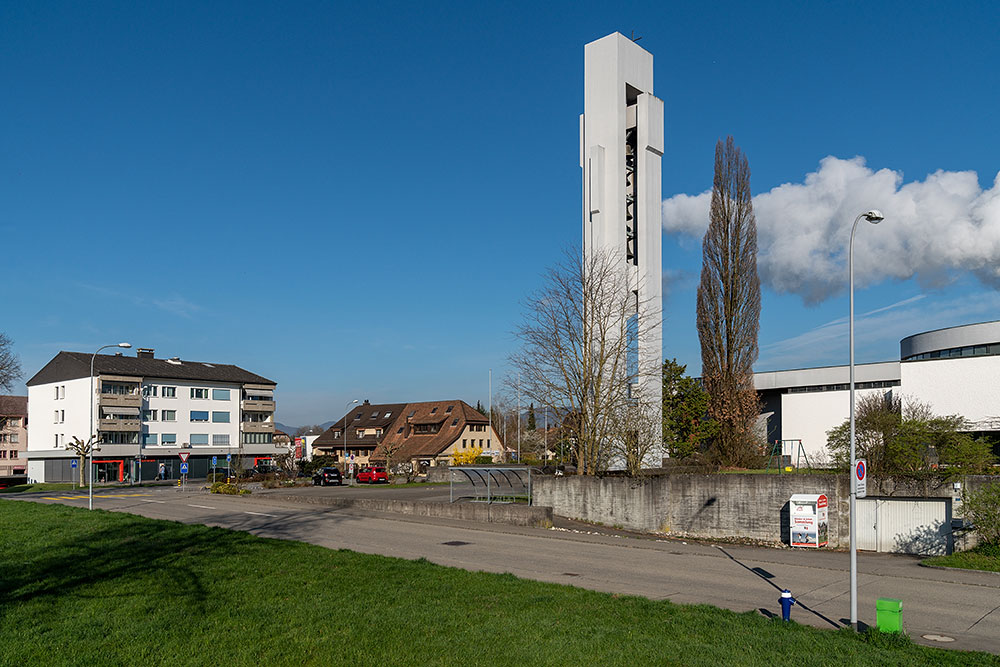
xmin=0 ymin=333 xmax=22 ymax=393
xmin=66 ymin=436 xmax=98 ymax=488
xmin=696 ymin=137 xmax=762 ymax=467
xmin=510 ymin=248 xmax=660 ymax=475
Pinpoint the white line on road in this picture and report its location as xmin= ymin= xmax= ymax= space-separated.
xmin=188 ymin=504 xmax=216 ymax=510
xmin=139 ymin=499 xmax=166 ymax=504
xmin=244 ymin=511 xmax=277 ymax=518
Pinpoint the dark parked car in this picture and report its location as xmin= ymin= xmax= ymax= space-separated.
xmin=313 ymin=467 xmax=343 ymax=486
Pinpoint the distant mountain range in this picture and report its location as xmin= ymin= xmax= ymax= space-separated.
xmin=274 ymin=421 xmax=335 ymax=436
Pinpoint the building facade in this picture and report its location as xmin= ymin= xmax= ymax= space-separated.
xmin=312 ymin=399 xmax=504 ymax=469
xmin=581 ymin=33 xmax=664 ymax=463
xmin=26 ymin=348 xmax=280 ymax=482
xmin=0 ymin=395 xmax=28 ymax=477
xmin=756 ymin=320 xmax=1000 ymax=465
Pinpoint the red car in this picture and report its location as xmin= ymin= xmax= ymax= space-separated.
xmin=356 ymin=466 xmax=389 ymax=484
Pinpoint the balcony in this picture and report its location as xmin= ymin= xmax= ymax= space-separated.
xmin=99 ymin=393 xmax=142 ymax=408
xmin=97 ymin=418 xmax=141 ymax=432
xmin=242 ymin=400 xmax=275 ymax=412
xmin=241 ymin=422 xmax=275 ymax=434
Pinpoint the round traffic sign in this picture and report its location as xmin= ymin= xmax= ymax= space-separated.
xmin=856 ymin=460 xmax=866 ymax=480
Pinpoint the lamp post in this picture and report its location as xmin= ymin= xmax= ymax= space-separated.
xmin=343 ymin=398 xmax=358 ymax=481
xmin=849 ymin=209 xmax=883 ymax=627
xmin=89 ymin=342 xmax=132 ymax=510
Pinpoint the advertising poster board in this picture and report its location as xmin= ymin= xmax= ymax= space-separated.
xmin=789 ymin=493 xmax=829 ymax=548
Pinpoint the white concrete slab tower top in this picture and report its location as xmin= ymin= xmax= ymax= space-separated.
xmin=580 ymin=32 xmax=664 ymax=457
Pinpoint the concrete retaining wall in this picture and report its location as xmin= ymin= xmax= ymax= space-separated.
xmin=265 ymin=493 xmax=552 ymax=528
xmin=533 ymin=473 xmax=998 ymax=547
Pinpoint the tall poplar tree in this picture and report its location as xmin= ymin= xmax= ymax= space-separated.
xmin=696 ymin=137 xmax=761 ymax=466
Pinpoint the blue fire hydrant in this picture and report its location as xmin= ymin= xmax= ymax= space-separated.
xmin=779 ymin=590 xmax=796 ymax=621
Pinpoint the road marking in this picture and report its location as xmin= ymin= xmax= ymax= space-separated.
xmin=139 ymin=499 xmax=167 ymax=504
xmin=244 ymin=511 xmax=277 ymax=517
xmin=188 ymin=504 xmax=216 ymax=510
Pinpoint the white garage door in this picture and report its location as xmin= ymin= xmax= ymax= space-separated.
xmin=856 ymin=498 xmax=952 ymax=555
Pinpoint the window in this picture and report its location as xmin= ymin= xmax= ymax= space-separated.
xmin=54 ymin=434 xmax=59 ymax=448
xmin=212 ymin=411 xmax=230 ymax=423
xmin=191 ymin=388 xmax=209 ymax=399
xmin=243 ymin=432 xmax=273 ymax=444
xmin=408 ymin=410 xmax=415 ymax=418
xmin=370 ymin=411 xmax=378 ymax=419
xmin=190 ymin=434 xmax=209 ymax=446
xmin=353 ymin=413 xmax=361 ymax=420
xmin=333 ymin=431 xmax=341 ymax=438
xmin=10 ymin=450 xmax=17 ymax=459
xmin=162 ymin=410 xmax=176 ymax=422
xmin=451 ymin=419 xmax=458 ymax=426
xmin=384 ymin=412 xmax=392 ymax=418
xmin=162 ymin=386 xmax=177 ymax=398
xmin=446 ymin=405 xmax=453 ymax=413
xmin=212 ymin=389 xmax=230 ymax=401
xmin=102 ymin=382 xmax=138 ymax=395
xmin=54 ymin=386 xmax=59 ymax=399
xmin=396 ymin=427 xmax=403 ymax=434
xmin=212 ymin=434 xmax=230 ymax=445
xmin=462 ymin=439 xmax=467 ymax=448
xmin=142 ymin=410 xmax=158 ymax=421
xmin=430 ymin=407 xmax=437 ymax=414
xmin=60 ymin=410 xmax=65 ymax=423
xmin=143 ymin=433 xmax=158 ymax=445
xmin=143 ymin=385 xmax=158 ymax=398
xmin=161 ymin=433 xmax=177 ymax=445
xmin=9 ymin=433 xmax=18 ymax=444
xmin=7 ymin=418 xmax=20 ymax=428
xmin=0 ymin=450 xmax=5 ymax=458
xmin=190 ymin=411 xmax=209 ymax=422
xmin=54 ymin=410 xmax=59 ymax=424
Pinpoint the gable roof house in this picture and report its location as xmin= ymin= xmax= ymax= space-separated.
xmin=310 ymin=401 xmax=406 ymax=464
xmin=373 ymin=400 xmax=504 ymax=467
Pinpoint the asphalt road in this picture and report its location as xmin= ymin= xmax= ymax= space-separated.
xmin=12 ymin=486 xmax=1000 ymax=655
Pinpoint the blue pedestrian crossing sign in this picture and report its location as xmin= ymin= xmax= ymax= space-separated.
xmin=71 ymin=459 xmax=78 ymax=468
xmin=180 ymin=462 xmax=189 ymax=475
xmin=212 ymin=456 xmax=218 ymax=466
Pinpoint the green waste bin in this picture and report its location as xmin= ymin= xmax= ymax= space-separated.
xmin=876 ymin=598 xmax=903 ymax=633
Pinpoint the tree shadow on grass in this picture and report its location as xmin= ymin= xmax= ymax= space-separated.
xmin=0 ymin=502 xmax=349 ymax=625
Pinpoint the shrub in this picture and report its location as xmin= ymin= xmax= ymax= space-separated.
xmin=963 ymin=481 xmax=1000 ymax=545
xmin=474 ymin=456 xmax=493 ymax=464
xmin=210 ymin=482 xmax=250 ymax=496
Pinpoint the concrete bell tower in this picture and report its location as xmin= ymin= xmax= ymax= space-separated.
xmin=581 ymin=32 xmax=663 ymax=462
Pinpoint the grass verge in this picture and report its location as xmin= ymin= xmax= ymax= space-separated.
xmin=923 ymin=543 xmax=1000 ymax=573
xmin=1 ymin=501 xmax=996 ymax=666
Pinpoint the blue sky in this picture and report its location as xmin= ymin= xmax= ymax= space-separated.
xmin=3 ymin=1 xmax=998 ymax=426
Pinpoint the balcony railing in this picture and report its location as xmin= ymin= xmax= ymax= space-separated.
xmin=242 ymin=400 xmax=275 ymax=412
xmin=99 ymin=394 xmax=142 ymax=408
xmin=98 ymin=418 xmax=141 ymax=432
xmin=241 ymin=422 xmax=275 ymax=433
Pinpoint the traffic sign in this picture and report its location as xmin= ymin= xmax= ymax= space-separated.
xmin=71 ymin=459 xmax=78 ymax=469
xmin=226 ymin=453 xmax=232 ymax=462
xmin=212 ymin=456 xmax=218 ymax=466
xmin=178 ymin=452 xmax=190 ymax=463
xmin=180 ymin=462 xmax=189 ymax=475
xmin=855 ymin=459 xmax=867 ymax=499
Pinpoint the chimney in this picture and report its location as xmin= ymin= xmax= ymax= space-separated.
xmin=137 ymin=348 xmax=155 ymax=359
xmin=363 ymin=399 xmax=370 ymax=405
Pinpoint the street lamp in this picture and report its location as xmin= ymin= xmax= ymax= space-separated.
xmin=90 ymin=342 xmax=132 ymax=510
xmin=343 ymin=398 xmax=358 ymax=481
xmin=849 ymin=209 xmax=883 ymax=627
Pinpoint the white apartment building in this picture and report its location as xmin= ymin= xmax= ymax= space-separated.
xmin=26 ymin=348 xmax=280 ymax=482
xmin=756 ymin=320 xmax=1000 ymax=465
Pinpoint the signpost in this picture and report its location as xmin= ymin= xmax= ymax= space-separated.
xmin=227 ymin=452 xmax=232 ymax=481
xmin=180 ymin=462 xmax=189 ymax=475
xmin=71 ymin=459 xmax=78 ymax=487
xmin=855 ymin=459 xmax=867 ymax=499
xmin=179 ymin=452 xmax=190 ymax=463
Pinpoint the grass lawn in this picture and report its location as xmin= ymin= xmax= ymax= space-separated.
xmin=1 ymin=503 xmax=997 ymax=666
xmin=923 ymin=543 xmax=1000 ymax=573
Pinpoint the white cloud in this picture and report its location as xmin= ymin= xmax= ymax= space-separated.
xmin=662 ymin=156 xmax=1000 ymax=303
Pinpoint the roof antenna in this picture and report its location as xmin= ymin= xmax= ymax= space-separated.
xmin=630 ymin=30 xmax=642 ymax=42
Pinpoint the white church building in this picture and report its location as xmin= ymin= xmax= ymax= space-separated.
xmin=756 ymin=319 xmax=1000 ymax=464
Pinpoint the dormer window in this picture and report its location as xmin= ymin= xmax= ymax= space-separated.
xmin=446 ymin=405 xmax=453 ymax=413
xmin=430 ymin=407 xmax=437 ymax=414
